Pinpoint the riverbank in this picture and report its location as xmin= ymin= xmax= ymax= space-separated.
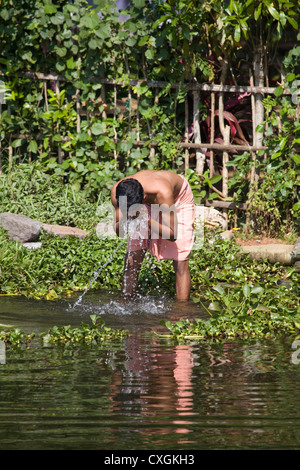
xmin=0 ymin=166 xmax=299 ymax=342
xmin=0 ymin=223 xmax=299 ymax=339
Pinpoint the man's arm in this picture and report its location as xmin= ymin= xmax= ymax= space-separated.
xmin=111 ymin=184 xmax=123 ymax=237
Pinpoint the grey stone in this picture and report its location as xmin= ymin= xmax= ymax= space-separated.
xmin=0 ymin=212 xmax=41 ymax=243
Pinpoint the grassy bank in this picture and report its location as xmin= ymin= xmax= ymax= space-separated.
xmin=0 ymin=165 xmax=299 ymax=342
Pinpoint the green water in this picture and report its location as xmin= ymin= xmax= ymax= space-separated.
xmin=1 ymin=291 xmax=300 ymax=450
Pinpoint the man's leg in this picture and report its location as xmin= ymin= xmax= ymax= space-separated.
xmin=122 ymin=249 xmax=146 ymax=297
xmin=173 ymin=259 xmax=191 ymax=301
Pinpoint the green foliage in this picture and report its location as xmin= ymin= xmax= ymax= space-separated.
xmin=42 ymin=316 xmax=129 ymax=345
xmin=0 ymin=169 xmax=299 ymax=346
xmin=225 ymin=72 xmax=300 ymax=235
xmin=0 ymin=167 xmax=298 ymax=302
xmin=0 ymin=0 xmax=213 ymax=194
xmin=0 ymin=327 xmax=35 ymax=347
xmin=0 ymin=0 xmax=299 ymax=217
xmin=189 ymin=233 xmax=296 ymax=287
xmin=158 ymin=233 xmax=299 ymax=342
xmin=0 ymin=228 xmax=126 ymax=299
xmin=160 ymin=289 xmax=300 ymax=340
xmin=0 ymin=316 xmax=128 ymax=347
xmin=0 ymin=162 xmax=99 ymax=228
xmin=250 ymin=78 xmax=299 ymax=235
xmin=283 ymin=32 xmax=300 ymax=72
xmin=160 ymin=274 xmax=299 ymax=342
xmin=225 ymin=0 xmax=299 ymax=47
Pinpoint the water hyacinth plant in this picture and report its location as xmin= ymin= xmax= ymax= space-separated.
xmin=42 ymin=315 xmax=129 ymax=345
xmin=0 ymin=316 xmax=129 ymax=348
xmin=159 ymin=279 xmax=300 ymax=342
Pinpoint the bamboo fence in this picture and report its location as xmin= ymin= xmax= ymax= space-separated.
xmin=0 ymin=71 xmax=294 ymax=223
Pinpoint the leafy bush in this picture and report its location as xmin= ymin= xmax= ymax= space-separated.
xmin=226 ymin=77 xmax=300 ymax=236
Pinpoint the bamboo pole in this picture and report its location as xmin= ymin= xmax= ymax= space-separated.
xmin=3 ymin=71 xmax=294 ymax=96
xmin=250 ymin=71 xmax=256 ymax=148
xmin=222 ymin=125 xmax=230 ymax=229
xmin=136 ymin=93 xmax=141 ymax=169
xmin=8 ymin=135 xmax=12 ymax=172
xmin=209 ymin=91 xmax=215 ymax=177
xmin=205 ymin=200 xmax=248 ymax=210
xmin=253 ymin=49 xmax=265 ymax=149
xmin=150 ymin=88 xmax=159 ymax=160
xmin=101 ymin=85 xmax=107 ymax=120
xmin=124 ymin=55 xmax=132 ymax=167
xmin=249 ymin=72 xmax=258 ymax=188
xmin=44 ymin=80 xmax=48 ymax=111
xmin=126 ymin=83 xmax=132 ymax=167
xmin=55 ymin=79 xmax=62 ymax=164
xmin=184 ymin=96 xmax=189 ymax=172
xmin=0 ymin=102 xmax=2 ymax=173
xmin=218 ymin=55 xmax=229 ymax=140
xmin=100 ymin=84 xmax=107 ymax=141
xmin=193 ymin=89 xmax=205 ymax=175
xmin=76 ymin=88 xmax=81 ymax=134
xmin=99 ymin=77 xmax=291 ymax=96
xmin=113 ymin=84 xmax=118 ymax=166
xmin=6 ymin=133 xmax=266 ymax=152
xmin=8 ymin=105 xmax=12 ymax=172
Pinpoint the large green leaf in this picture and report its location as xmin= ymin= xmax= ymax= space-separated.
xmin=266 ymin=4 xmax=280 ymax=21
xmin=44 ymin=4 xmax=57 ymax=14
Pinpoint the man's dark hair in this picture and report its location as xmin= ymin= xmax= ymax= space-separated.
xmin=116 ymin=178 xmax=144 ymax=212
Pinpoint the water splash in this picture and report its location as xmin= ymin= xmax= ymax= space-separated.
xmin=75 ymin=292 xmax=171 ymax=317
xmin=73 ymin=238 xmax=126 ymax=308
xmin=121 ymin=211 xmax=149 ymax=295
xmin=73 ymin=211 xmax=149 ymax=309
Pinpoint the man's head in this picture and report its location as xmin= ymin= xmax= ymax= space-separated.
xmin=116 ymin=178 xmax=144 ymax=215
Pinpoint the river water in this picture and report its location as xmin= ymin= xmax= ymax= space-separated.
xmin=0 ymin=290 xmax=300 ymax=450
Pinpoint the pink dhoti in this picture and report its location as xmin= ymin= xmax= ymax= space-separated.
xmin=127 ymin=176 xmax=194 ymax=261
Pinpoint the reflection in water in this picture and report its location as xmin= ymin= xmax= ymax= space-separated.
xmin=1 ymin=292 xmax=300 ymax=449
xmin=109 ymin=336 xmax=195 ymax=444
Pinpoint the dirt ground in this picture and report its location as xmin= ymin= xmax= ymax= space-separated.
xmin=235 ymin=237 xmax=292 ymax=246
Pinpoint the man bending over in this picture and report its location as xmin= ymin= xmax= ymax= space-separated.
xmin=111 ymin=170 xmax=194 ymax=301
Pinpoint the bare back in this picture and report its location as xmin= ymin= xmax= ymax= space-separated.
xmin=111 ymin=170 xmax=183 ymax=208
